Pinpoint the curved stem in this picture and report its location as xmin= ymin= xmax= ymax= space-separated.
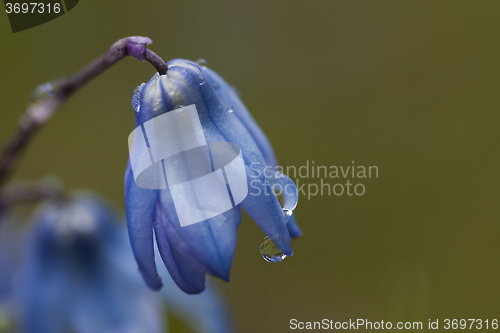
xmin=145 ymin=49 xmax=168 ymax=75
xmin=0 ymin=36 xmax=167 ymax=185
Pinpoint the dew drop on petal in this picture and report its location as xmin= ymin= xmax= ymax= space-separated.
xmin=260 ymin=236 xmax=286 ymax=263
xmin=283 ymin=209 xmax=293 ymax=217
xmin=227 ymin=105 xmax=234 ymax=113
xmin=273 ymin=171 xmax=298 ymax=221
xmin=196 ymin=59 xmax=208 ymax=66
xmin=132 ymin=83 xmax=144 ymax=113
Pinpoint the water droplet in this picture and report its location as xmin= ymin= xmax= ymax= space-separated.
xmin=131 ymin=84 xmax=144 ymax=113
xmin=260 ymin=236 xmax=286 ymax=263
xmin=227 ymin=105 xmax=234 ymax=113
xmin=272 ymin=171 xmax=298 ymax=222
xmin=200 ymin=81 xmax=205 ymax=86
xmin=30 ymin=81 xmax=58 ymax=101
xmin=196 ymin=59 xmax=208 ymax=66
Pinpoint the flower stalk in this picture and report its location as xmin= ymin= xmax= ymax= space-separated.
xmin=0 ymin=36 xmax=166 ymax=185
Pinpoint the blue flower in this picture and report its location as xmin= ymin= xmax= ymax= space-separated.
xmin=125 ymin=60 xmax=301 ymax=294
xmin=13 ymin=193 xmax=233 ymax=333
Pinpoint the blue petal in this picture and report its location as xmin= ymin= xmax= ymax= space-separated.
xmin=189 ymin=60 xmax=278 ymax=168
xmin=180 ymin=60 xmax=303 ymax=241
xmin=124 ymin=162 xmax=163 ymax=290
xmin=156 ymin=189 xmax=241 ymax=281
xmin=242 ymin=162 xmax=293 ymax=256
xmin=154 ymin=218 xmax=206 ymax=294
xmin=286 ymin=215 xmax=302 ymax=239
xmin=160 ymin=276 xmax=234 ymax=333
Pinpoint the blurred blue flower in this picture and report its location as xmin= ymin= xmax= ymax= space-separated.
xmin=11 ymin=192 xmax=232 ymax=333
xmin=125 ymin=60 xmax=301 ymax=293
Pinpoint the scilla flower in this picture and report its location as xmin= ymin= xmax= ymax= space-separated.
xmin=125 ymin=60 xmax=301 ymax=293
xmin=14 ymin=193 xmax=232 ymax=333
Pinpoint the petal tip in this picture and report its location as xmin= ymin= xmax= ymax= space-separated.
xmin=139 ymin=267 xmax=163 ymax=291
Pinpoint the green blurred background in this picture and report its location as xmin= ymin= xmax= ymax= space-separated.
xmin=1 ymin=1 xmax=500 ymax=332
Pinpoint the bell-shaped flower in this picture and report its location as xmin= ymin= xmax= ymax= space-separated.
xmin=125 ymin=60 xmax=300 ymax=294
xmin=13 ymin=192 xmax=232 ymax=333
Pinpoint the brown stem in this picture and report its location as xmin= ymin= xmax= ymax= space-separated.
xmin=0 ymin=36 xmax=167 ymax=185
xmin=145 ymin=49 xmax=168 ymax=75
